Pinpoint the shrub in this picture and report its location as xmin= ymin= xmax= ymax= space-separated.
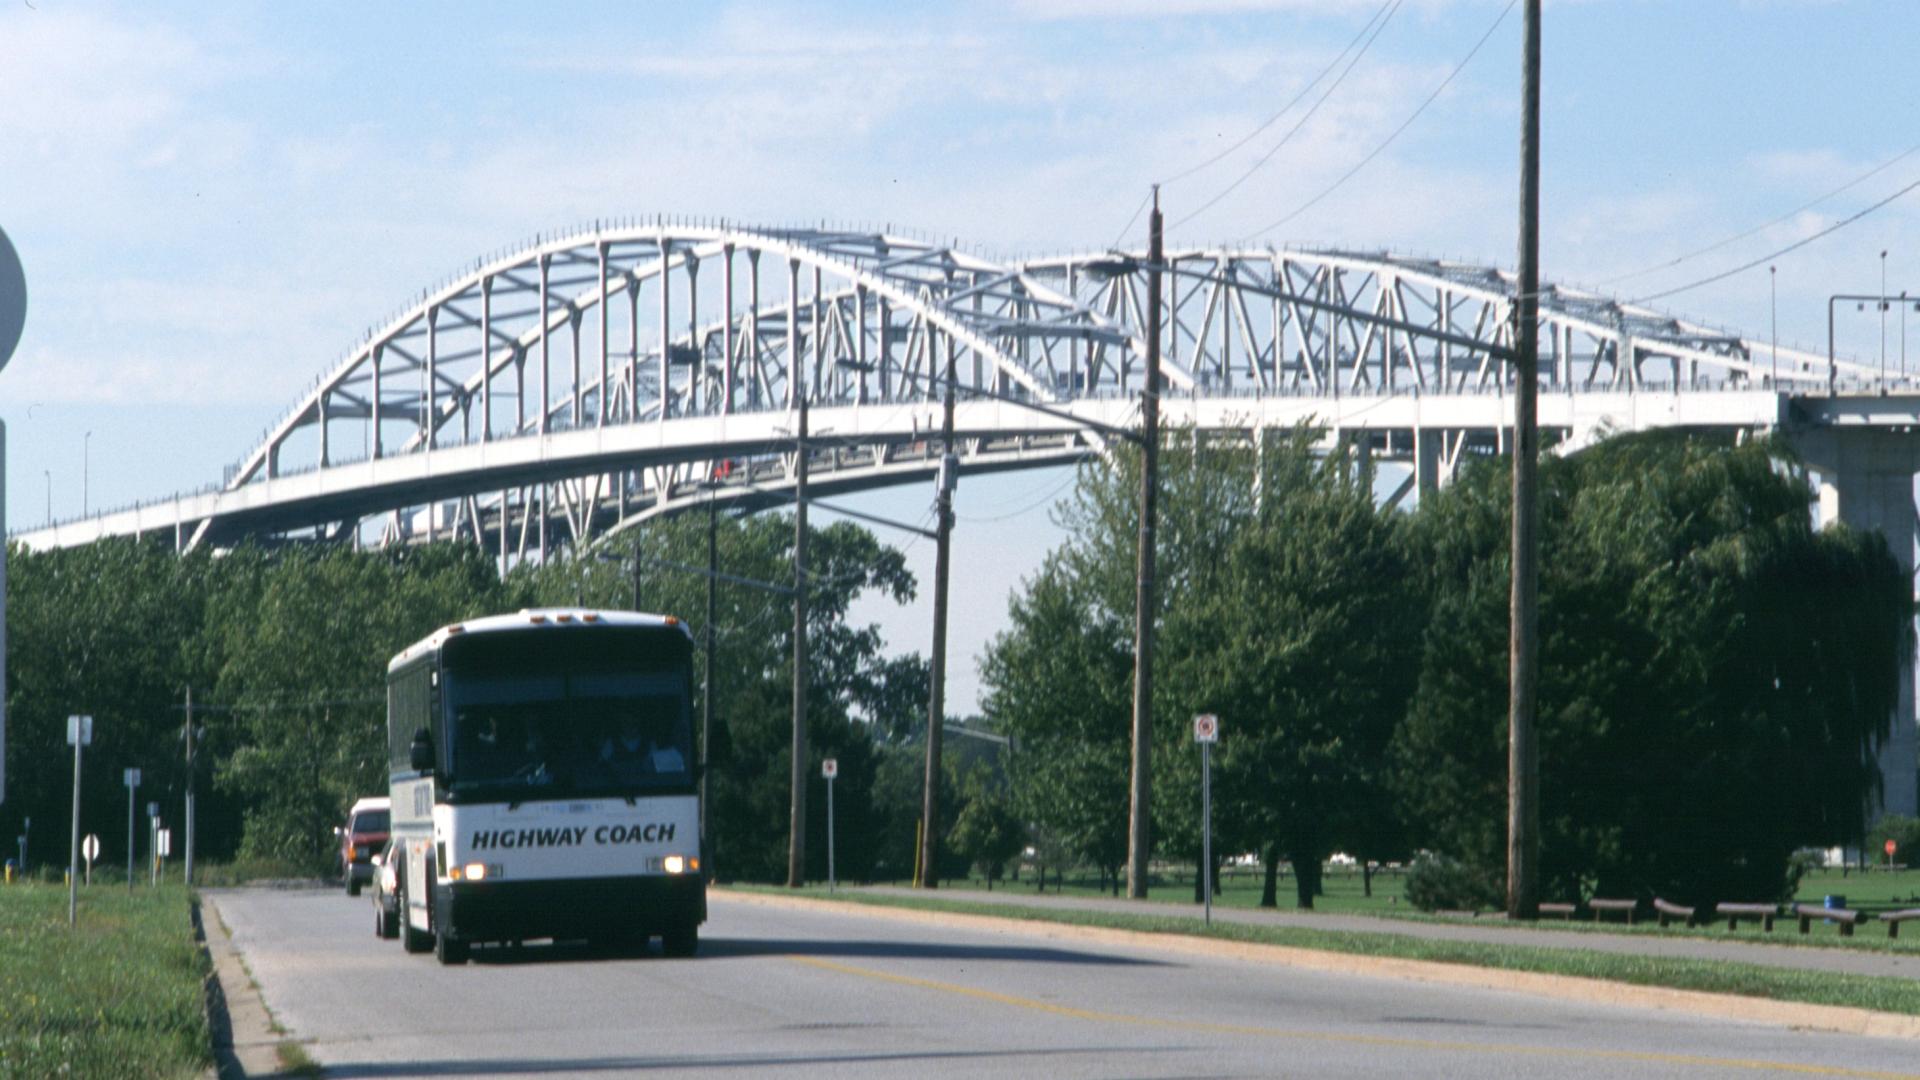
xmin=1404 ymin=853 xmax=1503 ymax=912
xmin=1867 ymin=815 xmax=1920 ymax=867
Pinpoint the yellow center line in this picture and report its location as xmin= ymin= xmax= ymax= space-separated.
xmin=789 ymin=955 xmax=1920 ymax=1079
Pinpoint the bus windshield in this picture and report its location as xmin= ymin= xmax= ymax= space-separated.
xmin=445 ymin=667 xmax=693 ymax=798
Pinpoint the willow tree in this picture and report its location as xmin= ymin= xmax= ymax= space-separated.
xmin=1396 ymin=432 xmax=1909 ymax=905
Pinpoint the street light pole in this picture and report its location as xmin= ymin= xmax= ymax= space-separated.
xmin=1770 ymin=266 xmax=1778 ymax=386
xmin=1829 ymin=293 xmax=1841 ymax=396
xmin=1881 ymin=251 xmax=1889 ymax=385
xmin=787 ymin=378 xmax=809 ymax=889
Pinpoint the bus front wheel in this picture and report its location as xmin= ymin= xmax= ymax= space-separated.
xmin=435 ymin=925 xmax=470 ymax=965
xmin=661 ymin=924 xmax=698 ymax=958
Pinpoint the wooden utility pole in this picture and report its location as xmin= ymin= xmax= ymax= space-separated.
xmin=787 ymin=387 xmax=810 ymax=889
xmin=920 ymin=334 xmax=958 ymax=888
xmin=1127 ymin=188 xmax=1164 ymax=899
xmin=1507 ymin=0 xmax=1543 ymax=920
xmin=702 ymin=491 xmax=717 ymax=879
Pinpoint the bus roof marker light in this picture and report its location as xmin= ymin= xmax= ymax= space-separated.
xmin=582 ymin=613 xmax=600 ymax=623
xmin=556 ymin=613 xmax=574 ymax=624
xmin=528 ymin=614 xmax=547 ymax=624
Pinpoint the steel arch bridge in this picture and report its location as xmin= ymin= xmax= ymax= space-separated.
xmin=18 ymin=219 xmax=1910 ymax=559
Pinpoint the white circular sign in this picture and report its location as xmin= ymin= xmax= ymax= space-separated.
xmin=0 ymin=225 xmax=24 ymax=372
xmin=81 ymin=834 xmax=100 ymax=862
xmin=1193 ymin=713 xmax=1219 ymax=743
xmin=821 ymin=758 xmax=838 ymax=779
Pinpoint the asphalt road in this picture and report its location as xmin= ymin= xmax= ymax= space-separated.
xmin=209 ymin=886 xmax=1920 ymax=1079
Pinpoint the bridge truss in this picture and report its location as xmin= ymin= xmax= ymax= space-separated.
xmin=20 ymin=221 xmax=1904 ymax=560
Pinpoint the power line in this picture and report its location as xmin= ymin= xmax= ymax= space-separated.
xmin=1158 ymin=0 xmax=1396 ymax=191
xmin=1239 ymin=0 xmax=1516 ymax=244
xmin=1116 ymin=0 xmax=1398 ymax=243
xmin=1171 ymin=0 xmax=1404 ymax=232
xmin=1627 ymin=175 xmax=1920 ymax=306
xmin=1596 ymin=139 xmax=1920 ymax=286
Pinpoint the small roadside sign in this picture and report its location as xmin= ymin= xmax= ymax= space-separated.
xmin=1193 ymin=713 xmax=1219 ymax=743
xmin=147 ymin=802 xmax=159 ymax=819
xmin=67 ymin=715 xmax=92 ymax=746
xmin=81 ymin=834 xmax=99 ymax=862
xmin=124 ymin=768 xmax=141 ymax=788
xmin=157 ymin=830 xmax=172 ymax=857
xmin=822 ymin=758 xmax=838 ymax=779
xmin=1887 ymin=839 xmax=1898 ymax=858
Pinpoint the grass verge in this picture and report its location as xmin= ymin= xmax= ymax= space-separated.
xmin=276 ymin=1039 xmax=323 ymax=1077
xmin=732 ymin=886 xmax=1920 ymax=1017
xmin=0 ymin=881 xmax=212 ymax=1079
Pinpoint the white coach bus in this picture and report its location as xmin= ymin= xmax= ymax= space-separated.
xmin=386 ymin=610 xmax=704 ymax=964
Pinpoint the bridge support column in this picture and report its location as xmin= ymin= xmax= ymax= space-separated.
xmin=1415 ymin=428 xmax=1441 ymax=502
xmin=1802 ymin=430 xmax=1919 ymax=821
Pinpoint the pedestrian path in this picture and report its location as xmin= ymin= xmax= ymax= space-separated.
xmin=854 ymin=885 xmax=1920 ymax=981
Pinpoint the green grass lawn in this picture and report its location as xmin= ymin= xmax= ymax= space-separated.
xmin=0 ymin=881 xmax=211 ymax=1080
xmin=914 ymin=864 xmax=1920 ymax=949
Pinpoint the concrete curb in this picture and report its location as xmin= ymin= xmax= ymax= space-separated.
xmin=714 ymin=888 xmax=1920 ymax=1041
xmin=199 ymin=895 xmax=290 ymax=1078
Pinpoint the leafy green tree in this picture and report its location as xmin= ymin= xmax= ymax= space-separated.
xmin=524 ymin=512 xmax=922 ymax=883
xmin=1395 ymin=433 xmax=1909 ymax=906
xmin=3 ymin=538 xmax=227 ymax=873
xmin=984 ymin=426 xmax=1421 ymax=906
xmin=982 ymin=556 xmax=1132 ymax=892
xmin=207 ymin=543 xmax=509 ymax=869
xmin=1160 ymin=430 xmax=1420 ymax=908
xmin=948 ymin=761 xmax=1026 ymax=889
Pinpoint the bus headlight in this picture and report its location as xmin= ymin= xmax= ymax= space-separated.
xmin=664 ymin=855 xmax=694 ymax=875
xmin=463 ymin=862 xmax=488 ymax=881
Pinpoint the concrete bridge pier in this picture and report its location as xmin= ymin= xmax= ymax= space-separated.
xmin=1798 ymin=428 xmax=1919 ymax=821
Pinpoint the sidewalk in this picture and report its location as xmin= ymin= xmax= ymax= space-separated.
xmin=851 ymin=885 xmax=1920 ymax=981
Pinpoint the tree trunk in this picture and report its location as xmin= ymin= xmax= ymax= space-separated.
xmin=1260 ymin=843 xmax=1279 ymax=908
xmin=1290 ymin=853 xmax=1321 ymax=910
xmin=1193 ymin=858 xmax=1206 ymax=903
xmin=1362 ymin=860 xmax=1373 ymax=898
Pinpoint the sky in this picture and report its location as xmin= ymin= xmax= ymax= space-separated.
xmin=2 ymin=0 xmax=1917 ymax=713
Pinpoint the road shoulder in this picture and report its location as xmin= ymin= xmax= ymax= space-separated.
xmin=199 ymin=892 xmax=291 ymax=1079
xmin=715 ymin=888 xmax=1920 ymax=1040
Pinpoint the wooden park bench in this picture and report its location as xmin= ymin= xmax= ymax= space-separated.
xmin=1653 ymin=897 xmax=1697 ymax=928
xmin=1538 ymin=902 xmax=1577 ymax=919
xmin=1714 ymin=902 xmax=1779 ymax=932
xmin=1880 ymin=909 xmax=1920 ymax=939
xmin=1588 ymin=898 xmax=1637 ymax=924
xmin=1793 ymin=903 xmax=1871 ymax=937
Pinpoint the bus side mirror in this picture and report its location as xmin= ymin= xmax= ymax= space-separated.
xmin=409 ymin=728 xmax=435 ymax=773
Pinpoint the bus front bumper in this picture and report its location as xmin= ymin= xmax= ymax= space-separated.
xmin=437 ymin=873 xmax=705 ymax=944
